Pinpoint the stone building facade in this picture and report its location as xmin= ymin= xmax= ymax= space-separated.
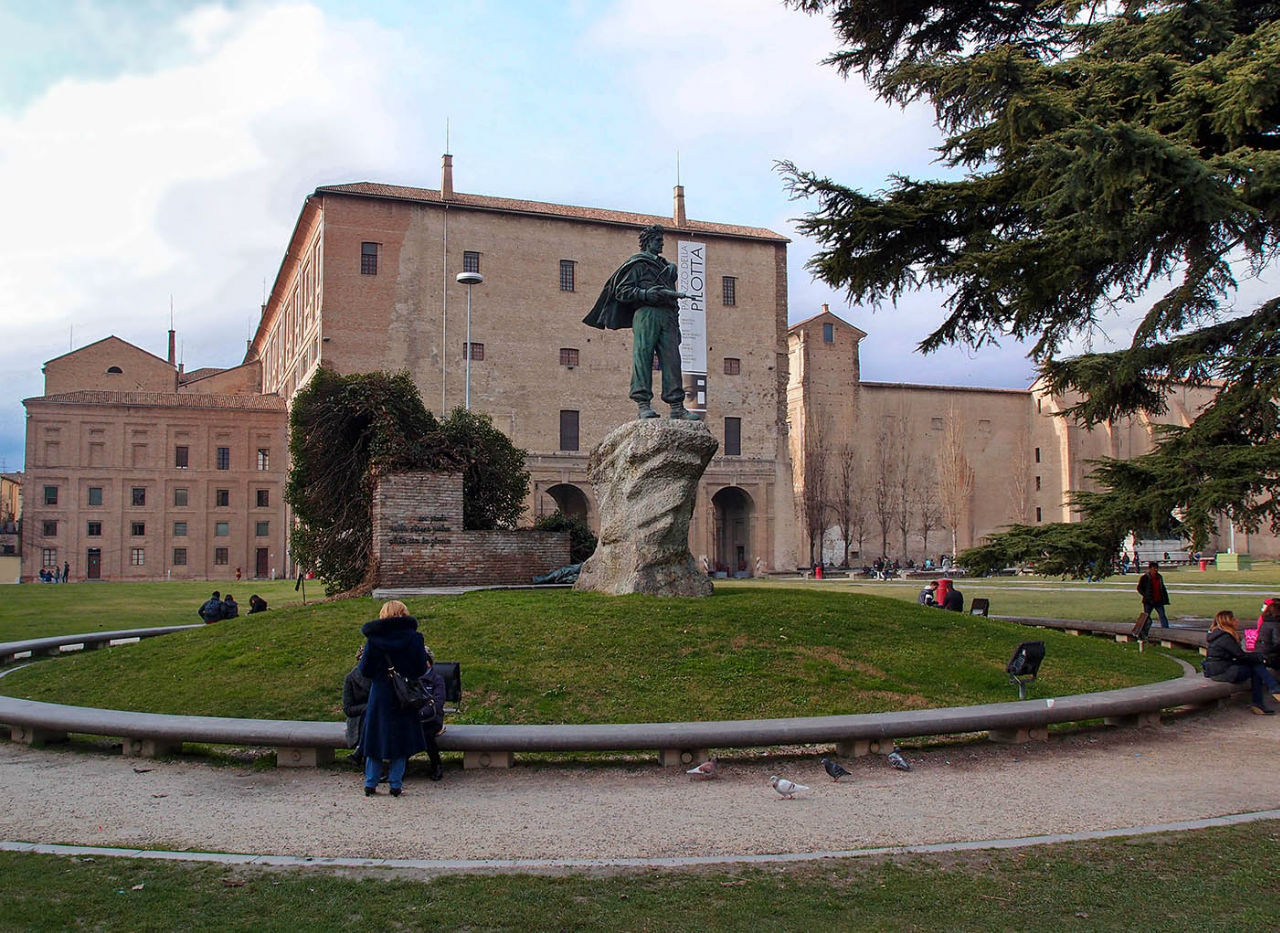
xmin=20 ymin=337 xmax=288 ymax=583
xmin=788 ymin=308 xmax=1280 ymax=562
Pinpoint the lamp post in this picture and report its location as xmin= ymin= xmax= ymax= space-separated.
xmin=456 ymin=271 xmax=483 ymax=409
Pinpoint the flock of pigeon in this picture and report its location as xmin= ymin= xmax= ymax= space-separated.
xmin=685 ymin=748 xmax=913 ymax=799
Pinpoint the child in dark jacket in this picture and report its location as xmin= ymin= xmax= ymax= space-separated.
xmin=1203 ymin=610 xmax=1280 ymax=715
xmin=419 ymin=646 xmax=447 ymax=782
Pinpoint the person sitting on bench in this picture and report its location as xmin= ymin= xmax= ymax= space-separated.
xmin=1203 ymin=610 xmax=1280 ymax=715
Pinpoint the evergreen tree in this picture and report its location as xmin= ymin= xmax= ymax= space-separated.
xmin=783 ymin=1 xmax=1280 ymax=571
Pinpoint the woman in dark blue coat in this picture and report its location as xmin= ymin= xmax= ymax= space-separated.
xmin=358 ymin=600 xmax=428 ymax=796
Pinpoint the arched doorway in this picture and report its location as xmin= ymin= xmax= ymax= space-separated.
xmin=541 ymin=483 xmax=590 ymax=523
xmin=712 ymin=486 xmax=754 ymax=576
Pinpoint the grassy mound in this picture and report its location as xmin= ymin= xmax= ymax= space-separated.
xmin=0 ymin=588 xmax=1180 ymax=723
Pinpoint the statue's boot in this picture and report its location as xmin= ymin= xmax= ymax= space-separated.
xmin=669 ymin=405 xmax=701 ymax=421
xmin=637 ymin=404 xmax=659 ymax=419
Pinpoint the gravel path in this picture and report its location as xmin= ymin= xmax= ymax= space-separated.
xmin=2 ymin=706 xmax=1276 ymax=864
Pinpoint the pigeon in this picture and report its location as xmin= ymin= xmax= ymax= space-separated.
xmin=770 ymin=775 xmax=809 ymax=799
xmin=821 ymin=757 xmax=851 ymax=781
xmin=687 ymin=757 xmax=719 ymax=780
xmin=887 ymin=749 xmax=912 ymax=772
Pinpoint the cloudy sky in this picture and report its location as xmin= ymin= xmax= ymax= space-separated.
xmin=5 ymin=0 xmax=1268 ymax=473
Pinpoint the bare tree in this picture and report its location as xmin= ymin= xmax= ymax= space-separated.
xmin=832 ymin=445 xmax=871 ymax=567
xmin=797 ymin=414 xmax=832 ymax=567
xmin=937 ymin=404 xmax=975 ymax=559
xmin=871 ymin=416 xmax=903 ymax=558
xmin=1008 ymin=435 xmax=1032 ymax=525
xmin=913 ymin=456 xmax=943 ymax=559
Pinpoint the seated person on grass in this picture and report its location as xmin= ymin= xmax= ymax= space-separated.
xmin=198 ymin=591 xmax=223 ymax=623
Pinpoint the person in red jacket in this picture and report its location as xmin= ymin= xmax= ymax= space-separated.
xmin=1136 ymin=561 xmax=1171 ymax=628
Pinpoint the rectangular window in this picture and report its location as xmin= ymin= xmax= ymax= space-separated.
xmin=214 ymin=547 xmax=229 ymax=566
xmin=216 ymin=447 xmax=230 ymax=470
xmin=722 ymin=276 xmax=736 ymax=306
xmin=42 ymin=520 xmax=57 ymax=536
xmin=130 ymin=548 xmax=145 ymax=566
xmin=559 ymin=347 xmax=579 ymax=367
xmin=723 ymin=357 xmax=740 ymax=375
xmin=360 ymin=241 xmax=379 ymax=275
xmin=559 ymin=259 xmax=576 ymax=292
xmin=256 ymin=489 xmax=270 ymax=508
xmin=1034 ymin=447 xmax=1041 ymax=463
xmin=87 ymin=521 xmax=102 ymax=537
xmin=88 ymin=486 xmax=103 ymax=506
xmin=43 ymin=485 xmax=58 ymax=506
xmin=216 ymin=489 xmax=230 ymax=507
xmin=1035 ymin=475 xmax=1042 ymax=491
xmin=131 ymin=522 xmax=145 ymax=537
xmin=42 ymin=548 xmax=57 ymax=567
xmin=173 ymin=548 xmax=187 ymax=566
xmin=1036 ymin=507 xmax=1043 ymax=523
xmin=559 ymin=410 xmax=580 ymax=452
xmin=215 ymin=522 xmax=230 ymax=537
xmin=257 ymin=448 xmax=270 ymax=471
xmin=173 ymin=521 xmax=187 ymax=537
xmin=462 ymin=250 xmax=480 ymax=274
xmin=174 ymin=488 xmax=189 ymax=507
xmin=822 ymin=322 xmax=834 ymax=343
xmin=724 ymin=417 xmax=742 ymax=456
xmin=465 ymin=342 xmax=484 ymax=361
xmin=131 ymin=487 xmax=146 ymax=507
xmin=175 ymin=445 xmax=189 ymax=469
xmin=256 ymin=521 xmax=270 ymax=537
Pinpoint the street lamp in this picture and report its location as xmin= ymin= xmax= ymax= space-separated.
xmin=456 ymin=271 xmax=484 ymax=409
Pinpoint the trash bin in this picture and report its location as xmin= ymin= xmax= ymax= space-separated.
xmin=1199 ymin=559 xmax=1208 ymax=571
xmin=814 ymin=564 xmax=823 ymax=580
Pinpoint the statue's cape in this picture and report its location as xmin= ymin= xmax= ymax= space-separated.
xmin=582 ymin=252 xmax=663 ymax=330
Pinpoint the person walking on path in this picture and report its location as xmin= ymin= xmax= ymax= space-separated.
xmin=1137 ymin=561 xmax=1171 ymax=628
xmin=1203 ymin=610 xmax=1280 ymax=715
xmin=357 ymin=600 xmax=428 ymax=797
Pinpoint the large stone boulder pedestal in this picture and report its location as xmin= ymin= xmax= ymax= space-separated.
xmin=574 ymin=419 xmax=718 ymax=597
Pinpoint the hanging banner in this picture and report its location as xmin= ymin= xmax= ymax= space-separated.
xmin=677 ymin=240 xmax=708 ymax=412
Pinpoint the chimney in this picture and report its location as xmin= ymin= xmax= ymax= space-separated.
xmin=168 ymin=328 xmax=176 ymax=366
xmin=822 ymin=303 xmax=829 ymax=314
xmin=441 ymin=153 xmax=454 ymax=201
xmin=673 ymin=184 xmax=686 ymax=227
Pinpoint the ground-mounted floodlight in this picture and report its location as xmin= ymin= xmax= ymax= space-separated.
xmin=456 ymin=271 xmax=484 ymax=409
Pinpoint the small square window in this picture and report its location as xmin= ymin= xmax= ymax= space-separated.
xmin=216 ymin=447 xmax=230 ymax=470
xmin=175 ymin=445 xmax=189 ymax=469
xmin=214 ymin=547 xmax=229 ymax=566
xmin=723 ymin=357 xmax=740 ymax=375
xmin=173 ymin=548 xmax=187 ymax=566
xmin=822 ymin=322 xmax=834 ymax=343
xmin=42 ymin=548 xmax=57 ymax=567
xmin=42 ymin=520 xmax=57 ymax=536
xmin=465 ymin=342 xmax=484 ymax=361
xmin=131 ymin=487 xmax=146 ymax=507
xmin=174 ymin=488 xmax=189 ymax=507
xmin=87 ymin=521 xmax=102 ymax=537
xmin=559 ymin=347 xmax=579 ymax=367
xmin=130 ymin=548 xmax=145 ymax=566
xmin=722 ymin=276 xmax=736 ymax=306
xmin=215 ymin=522 xmax=230 ymax=537
xmin=256 ymin=489 xmax=270 ymax=508
xmin=88 ymin=487 xmax=103 ymax=506
xmin=559 ymin=410 xmax=580 ymax=452
xmin=462 ymin=251 xmax=480 ymax=274
xmin=559 ymin=260 xmax=576 ymax=292
xmin=43 ymin=485 xmax=58 ymax=506
xmin=256 ymin=521 xmax=270 ymax=537
xmin=216 ymin=489 xmax=230 ymax=508
xmin=361 ymin=241 xmax=379 ymax=275
xmin=131 ymin=522 xmax=145 ymax=536
xmin=173 ymin=521 xmax=187 ymax=537
xmin=724 ymin=417 xmax=742 ymax=456
xmin=257 ymin=448 xmax=270 ymax=471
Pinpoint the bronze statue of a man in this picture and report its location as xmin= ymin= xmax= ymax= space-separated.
xmin=583 ymin=224 xmax=700 ymax=420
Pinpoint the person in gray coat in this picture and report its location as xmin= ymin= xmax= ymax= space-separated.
xmin=342 ymin=645 xmax=371 ymax=766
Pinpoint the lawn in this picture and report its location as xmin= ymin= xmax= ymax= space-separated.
xmin=0 ymin=586 xmax=1182 ymax=724
xmin=1 ymin=820 xmax=1276 ymax=930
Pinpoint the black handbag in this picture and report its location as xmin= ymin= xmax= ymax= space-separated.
xmin=388 ymin=666 xmax=431 ymax=713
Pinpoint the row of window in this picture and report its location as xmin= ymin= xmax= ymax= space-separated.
xmin=361 ymin=243 xmax=739 ymax=305
xmin=173 ymin=446 xmax=270 ymax=471
xmin=461 ymin=346 xmax=745 ymax=374
xmin=44 ymin=547 xmax=239 ymax=568
xmin=44 ymin=486 xmax=273 ymax=508
xmin=556 ymin=411 xmax=742 ymax=456
xmin=43 ymin=520 xmax=270 ymax=538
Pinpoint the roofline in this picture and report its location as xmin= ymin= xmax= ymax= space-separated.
xmin=788 ymin=309 xmax=867 ymax=338
xmin=23 ymin=391 xmax=286 ymax=412
xmin=859 ymin=380 xmax=1033 ymax=396
xmin=249 ymin=195 xmax=321 ymax=361
xmin=42 ymin=334 xmax=174 ymax=370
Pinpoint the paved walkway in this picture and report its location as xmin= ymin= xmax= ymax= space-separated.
xmin=2 ymin=704 xmax=1276 ymax=870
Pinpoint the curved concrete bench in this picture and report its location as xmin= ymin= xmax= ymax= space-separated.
xmin=0 ymin=626 xmax=203 ymax=665
xmin=0 ymin=667 xmax=1240 ymax=770
xmin=1001 ymin=616 xmax=1208 ymax=652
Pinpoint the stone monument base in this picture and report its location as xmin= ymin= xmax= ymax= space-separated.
xmin=574 ymin=419 xmax=718 ymax=597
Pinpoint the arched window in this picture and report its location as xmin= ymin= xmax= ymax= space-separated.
xmin=106 ymin=366 xmax=123 ymax=374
